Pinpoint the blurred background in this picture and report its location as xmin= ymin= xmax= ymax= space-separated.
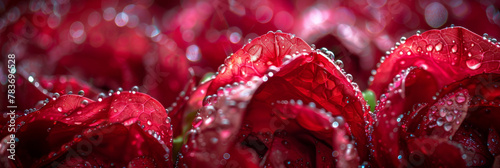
xmin=1 ymin=0 xmax=500 ymax=109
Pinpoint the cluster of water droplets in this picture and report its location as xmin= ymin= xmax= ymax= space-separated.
xmin=369 ymin=26 xmax=500 ymax=86
xmin=272 ymin=99 xmax=362 ymax=167
xmin=426 ymin=89 xmax=469 ymax=138
xmin=181 ymin=76 xmax=263 ymax=166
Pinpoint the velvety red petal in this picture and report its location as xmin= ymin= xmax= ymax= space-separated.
xmin=206 ymin=31 xmax=311 ymax=96
xmin=0 ymin=91 xmax=173 ymax=167
xmin=266 ymin=52 xmax=369 ymax=160
xmin=370 ymin=27 xmax=500 ymax=98
xmin=405 ymin=138 xmax=467 ymax=168
xmin=178 ymin=76 xmax=261 ymax=167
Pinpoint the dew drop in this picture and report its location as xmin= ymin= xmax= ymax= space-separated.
xmin=131 ymin=86 xmax=139 ymax=93
xmin=332 ymin=121 xmax=339 ymax=128
xmin=81 ymin=100 xmax=88 ymax=106
xmin=218 ymin=65 xmax=226 ymax=73
xmin=444 ymin=123 xmax=452 ymax=131
xmin=335 ymin=60 xmax=344 ymax=68
xmin=445 ymin=113 xmax=453 ymax=122
xmin=248 ymin=44 xmax=263 ymax=62
xmin=437 ymin=118 xmax=444 ymax=126
xmin=456 ymin=93 xmax=466 ymax=104
xmin=193 ymin=117 xmax=202 ymax=127
xmin=98 ymin=93 xmax=105 ymax=102
xmin=57 ymin=107 xmax=63 ymax=112
xmin=28 ymin=76 xmax=34 ymax=82
xmin=466 ymin=59 xmax=481 ymax=70
xmin=400 ymin=36 xmax=407 ymax=44
xmin=430 ymin=106 xmax=437 ymax=113
xmin=78 ymin=90 xmax=85 ymax=96
xmin=262 ymin=75 xmax=268 ymax=82
xmin=309 ymin=102 xmax=316 ymax=108
xmin=439 ymin=108 xmax=446 ymax=117
xmin=346 ymin=74 xmax=353 ymax=82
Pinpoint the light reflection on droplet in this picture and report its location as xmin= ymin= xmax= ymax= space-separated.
xmin=114 ymin=12 xmax=129 ymax=27
xmin=186 ymin=45 xmax=201 ymax=62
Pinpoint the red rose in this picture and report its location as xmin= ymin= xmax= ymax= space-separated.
xmin=0 ymin=0 xmax=191 ymax=109
xmin=0 ymin=92 xmax=174 ymax=167
xmin=368 ymin=27 xmax=500 ymax=167
xmin=3 ymin=0 xmax=500 ymax=167
xmin=176 ymin=31 xmax=369 ymax=167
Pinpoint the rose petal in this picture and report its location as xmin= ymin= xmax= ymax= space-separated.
xmin=370 ymin=27 xmax=500 ymax=98
xmin=206 ymin=31 xmax=311 ymax=96
xmin=0 ymin=92 xmax=173 ymax=167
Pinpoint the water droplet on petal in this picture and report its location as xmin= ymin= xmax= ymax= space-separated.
xmin=131 ymin=86 xmax=139 ymax=93
xmin=439 ymin=108 xmax=446 ymax=117
xmin=248 ymin=44 xmax=263 ymax=62
xmin=346 ymin=74 xmax=353 ymax=82
xmin=400 ymin=36 xmax=407 ymax=44
xmin=445 ymin=113 xmax=453 ymax=122
xmin=335 ymin=60 xmax=344 ymax=68
xmin=78 ymin=90 xmax=85 ymax=96
xmin=437 ymin=118 xmax=444 ymax=126
xmin=81 ymin=100 xmax=88 ymax=106
xmin=466 ymin=59 xmax=481 ymax=70
xmin=444 ymin=123 xmax=452 ymax=131
xmin=456 ymin=93 xmax=466 ymax=104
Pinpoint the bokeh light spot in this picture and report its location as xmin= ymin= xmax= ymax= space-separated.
xmin=114 ymin=12 xmax=129 ymax=27
xmin=255 ymin=6 xmax=273 ymax=23
xmin=425 ymin=2 xmax=448 ymax=28
xmin=103 ymin=7 xmax=116 ymax=21
xmin=186 ymin=45 xmax=201 ymax=62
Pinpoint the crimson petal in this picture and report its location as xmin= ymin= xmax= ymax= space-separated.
xmin=370 ymin=27 xmax=500 ymax=98
xmin=0 ymin=91 xmax=173 ymax=167
xmin=206 ymin=31 xmax=312 ymax=96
